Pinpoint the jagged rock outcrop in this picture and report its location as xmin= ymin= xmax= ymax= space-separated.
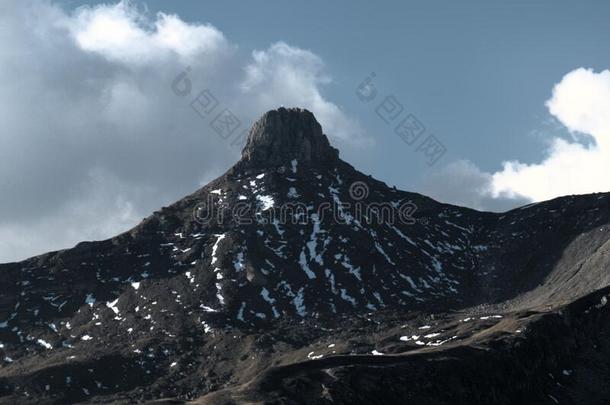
xmin=239 ymin=107 xmax=339 ymax=167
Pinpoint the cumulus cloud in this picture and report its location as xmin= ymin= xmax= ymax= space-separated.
xmin=424 ymin=68 xmax=610 ymax=212
xmin=490 ymin=68 xmax=610 ymax=202
xmin=0 ymin=0 xmax=367 ymax=263
xmin=68 ymin=3 xmax=231 ymax=65
xmin=240 ymin=42 xmax=369 ymax=145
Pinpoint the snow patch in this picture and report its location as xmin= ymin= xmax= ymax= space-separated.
xmin=261 ymin=288 xmax=276 ymax=304
xmin=237 ymin=302 xmax=246 ymax=321
xmin=293 ymin=288 xmax=307 ymax=317
xmin=106 ymin=299 xmax=120 ymax=315
xmin=287 ymin=187 xmax=300 ymax=198
xmin=256 ymin=195 xmax=275 ymax=211
xmin=299 ymin=250 xmax=317 ymax=279
xmin=85 ymin=294 xmax=96 ymax=307
xmin=37 ymin=339 xmax=52 ymax=350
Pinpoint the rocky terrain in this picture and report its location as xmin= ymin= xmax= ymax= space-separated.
xmin=1 ymin=108 xmax=609 ymax=404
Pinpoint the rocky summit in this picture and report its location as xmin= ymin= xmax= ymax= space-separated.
xmin=239 ymin=108 xmax=339 ymax=167
xmin=1 ymin=108 xmax=610 ymax=404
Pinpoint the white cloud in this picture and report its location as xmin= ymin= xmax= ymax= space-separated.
xmin=547 ymin=68 xmax=610 ymax=141
xmin=490 ymin=68 xmax=610 ymax=202
xmin=241 ymin=42 xmax=370 ymax=145
xmin=423 ymin=68 xmax=610 ymax=211
xmin=67 ymin=2 xmax=230 ymax=65
xmin=0 ymin=1 xmax=367 ymax=263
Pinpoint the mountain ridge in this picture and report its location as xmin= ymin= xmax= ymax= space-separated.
xmin=1 ymin=108 xmax=609 ymax=404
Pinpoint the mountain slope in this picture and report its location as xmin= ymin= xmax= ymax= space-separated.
xmin=1 ymin=108 xmax=609 ymax=404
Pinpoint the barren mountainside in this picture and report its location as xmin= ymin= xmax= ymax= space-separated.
xmin=1 ymin=108 xmax=610 ymax=404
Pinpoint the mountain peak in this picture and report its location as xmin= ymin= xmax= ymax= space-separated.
xmin=3 ymin=105 xmax=610 ymax=403
xmin=239 ymin=107 xmax=339 ymax=167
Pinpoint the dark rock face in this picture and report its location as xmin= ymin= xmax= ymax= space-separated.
xmin=0 ymin=108 xmax=609 ymax=404
xmin=240 ymin=107 xmax=339 ymax=167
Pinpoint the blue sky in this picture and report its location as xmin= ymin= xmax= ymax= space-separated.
xmin=1 ymin=0 xmax=610 ymax=262
xmin=67 ymin=0 xmax=610 ymax=177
